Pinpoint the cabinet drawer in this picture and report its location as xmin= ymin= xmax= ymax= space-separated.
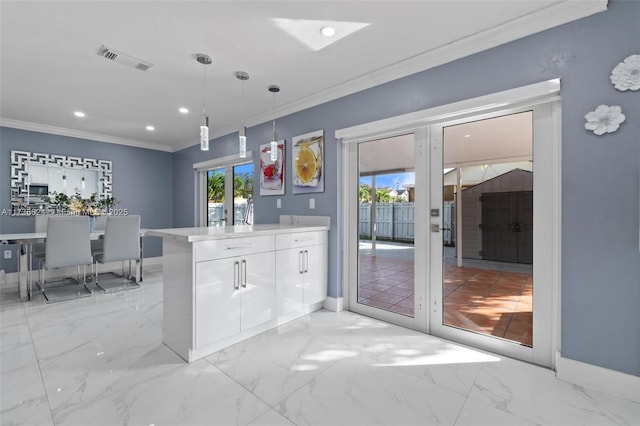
xmin=276 ymin=231 xmax=327 ymax=250
xmin=195 ymin=235 xmax=275 ymax=262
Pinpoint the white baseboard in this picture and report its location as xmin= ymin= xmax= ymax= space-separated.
xmin=556 ymin=352 xmax=640 ymax=403
xmin=323 ymin=296 xmax=344 ymax=312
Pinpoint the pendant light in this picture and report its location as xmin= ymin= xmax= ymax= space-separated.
xmin=235 ymin=71 xmax=250 ymax=158
xmin=268 ymin=85 xmax=280 ymax=161
xmin=196 ymin=54 xmax=212 ymax=151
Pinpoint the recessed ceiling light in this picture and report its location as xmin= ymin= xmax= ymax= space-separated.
xmin=74 ymin=111 xmax=85 ymax=118
xmin=179 ymin=107 xmax=189 ymax=114
xmin=146 ymin=125 xmax=155 ymax=131
xmin=463 ymin=134 xmax=471 ymax=138
xmin=320 ymin=26 xmax=336 ymax=37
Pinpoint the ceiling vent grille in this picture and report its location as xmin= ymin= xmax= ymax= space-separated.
xmin=97 ymin=45 xmax=153 ymax=71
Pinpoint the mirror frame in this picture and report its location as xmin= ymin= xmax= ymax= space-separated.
xmin=10 ymin=150 xmax=113 ymax=215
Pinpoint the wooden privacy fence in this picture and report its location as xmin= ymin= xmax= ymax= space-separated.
xmin=359 ymin=201 xmax=455 ymax=245
xmin=359 ymin=203 xmax=415 ymax=242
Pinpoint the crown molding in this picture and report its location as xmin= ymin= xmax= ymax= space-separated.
xmin=0 ymin=118 xmax=175 ymax=152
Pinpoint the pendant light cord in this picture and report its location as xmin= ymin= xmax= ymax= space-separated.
xmin=272 ymin=91 xmax=276 ymax=139
xmin=202 ymin=62 xmax=207 ymax=117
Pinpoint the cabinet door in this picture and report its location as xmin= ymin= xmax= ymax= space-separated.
xmin=241 ymin=251 xmax=276 ymax=330
xmin=195 ymin=258 xmax=241 ymax=348
xmin=275 ymin=249 xmax=304 ymax=316
xmin=303 ymin=244 xmax=327 ymax=306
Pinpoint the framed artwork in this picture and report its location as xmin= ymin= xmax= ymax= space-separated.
xmin=292 ymin=129 xmax=324 ymax=194
xmin=259 ymin=139 xmax=285 ymax=196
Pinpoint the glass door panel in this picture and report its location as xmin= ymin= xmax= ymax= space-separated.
xmin=233 ymin=163 xmax=254 ymax=225
xmin=207 ymin=167 xmax=226 ymax=226
xmin=441 ymin=112 xmax=534 ymax=346
xmin=355 ymin=135 xmax=416 ymax=318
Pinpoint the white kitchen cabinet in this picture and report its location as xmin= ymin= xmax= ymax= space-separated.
xmin=195 ymin=258 xmax=241 ymax=347
xmin=275 ymin=249 xmax=304 ymax=316
xmin=275 ymin=231 xmax=328 ymax=316
xmin=195 ymin=241 xmax=275 ymax=349
xmin=302 ymin=243 xmax=327 ymax=305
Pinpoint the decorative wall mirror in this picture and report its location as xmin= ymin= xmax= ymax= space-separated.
xmin=10 ymin=150 xmax=113 ymax=215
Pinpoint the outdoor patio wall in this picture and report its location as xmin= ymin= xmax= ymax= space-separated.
xmin=178 ymin=0 xmax=636 ymax=377
xmin=0 ymin=127 xmax=174 ymax=264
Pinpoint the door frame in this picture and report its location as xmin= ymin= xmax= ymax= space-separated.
xmin=337 ymin=79 xmax=561 ymax=367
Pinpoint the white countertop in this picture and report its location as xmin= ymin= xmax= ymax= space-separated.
xmin=146 ymin=224 xmax=329 ymax=243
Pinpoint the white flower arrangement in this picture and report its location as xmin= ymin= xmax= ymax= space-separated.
xmin=584 ymin=105 xmax=626 ymax=136
xmin=610 ymin=54 xmax=640 ymax=91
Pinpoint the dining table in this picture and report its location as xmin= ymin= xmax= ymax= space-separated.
xmin=0 ymin=229 xmax=147 ymax=301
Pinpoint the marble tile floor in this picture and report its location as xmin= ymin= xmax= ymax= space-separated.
xmin=1 ymin=264 xmax=638 ymax=426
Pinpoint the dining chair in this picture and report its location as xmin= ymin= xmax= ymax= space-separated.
xmin=90 ymin=215 xmax=108 ymax=258
xmin=94 ymin=215 xmax=141 ymax=292
xmin=32 ymin=214 xmax=50 ymax=257
xmin=37 ymin=216 xmax=93 ymax=302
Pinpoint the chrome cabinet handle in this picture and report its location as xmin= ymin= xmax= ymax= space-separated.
xmin=304 ymin=250 xmax=309 ymax=273
xmin=299 ymin=251 xmax=304 ymax=274
xmin=241 ymin=259 xmax=247 ymax=288
xmin=226 ymin=244 xmax=253 ymax=250
xmin=234 ymin=261 xmax=240 ymax=290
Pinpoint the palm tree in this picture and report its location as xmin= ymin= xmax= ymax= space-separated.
xmin=376 ymin=188 xmax=392 ymax=203
xmin=359 ymin=184 xmax=372 ymax=203
xmin=208 ymin=171 xmax=225 ymax=202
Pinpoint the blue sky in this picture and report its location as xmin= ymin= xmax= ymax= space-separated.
xmin=359 ymin=172 xmax=414 ymax=189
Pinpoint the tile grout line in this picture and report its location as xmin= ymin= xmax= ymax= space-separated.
xmin=22 ymin=301 xmax=57 ymax=426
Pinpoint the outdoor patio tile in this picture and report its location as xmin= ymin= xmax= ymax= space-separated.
xmin=359 ymin=298 xmax=394 ymax=310
xmin=366 ymin=292 xmax=406 ymax=305
xmin=382 ymin=286 xmax=414 ymax=297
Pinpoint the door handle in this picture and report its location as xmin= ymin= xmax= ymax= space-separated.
xmin=299 ymin=251 xmax=304 ymax=274
xmin=234 ymin=261 xmax=240 ymax=290
xmin=241 ymin=259 xmax=247 ymax=288
xmin=304 ymin=250 xmax=309 ymax=273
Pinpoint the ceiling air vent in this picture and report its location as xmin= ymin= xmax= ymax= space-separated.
xmin=97 ymin=45 xmax=153 ymax=71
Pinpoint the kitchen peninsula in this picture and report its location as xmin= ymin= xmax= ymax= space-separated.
xmin=147 ymin=221 xmax=329 ymax=362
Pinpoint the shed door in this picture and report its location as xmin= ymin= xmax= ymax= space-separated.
xmin=481 ymin=191 xmax=532 ymax=264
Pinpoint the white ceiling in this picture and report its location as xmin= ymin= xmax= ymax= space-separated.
xmin=0 ymin=1 xmax=606 ymax=153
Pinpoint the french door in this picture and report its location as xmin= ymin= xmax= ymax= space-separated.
xmin=194 ymin=154 xmax=254 ymax=227
xmin=340 ymin=81 xmax=560 ymax=367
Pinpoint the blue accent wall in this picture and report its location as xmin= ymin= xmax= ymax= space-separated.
xmin=0 ymin=128 xmax=173 ymax=258
xmin=1 ymin=1 xmax=637 ymax=377
xmin=173 ymin=0 xmax=639 ymax=376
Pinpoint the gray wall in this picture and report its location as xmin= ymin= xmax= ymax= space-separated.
xmin=173 ymin=0 xmax=639 ymax=376
xmin=0 ymin=127 xmax=174 ymax=259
